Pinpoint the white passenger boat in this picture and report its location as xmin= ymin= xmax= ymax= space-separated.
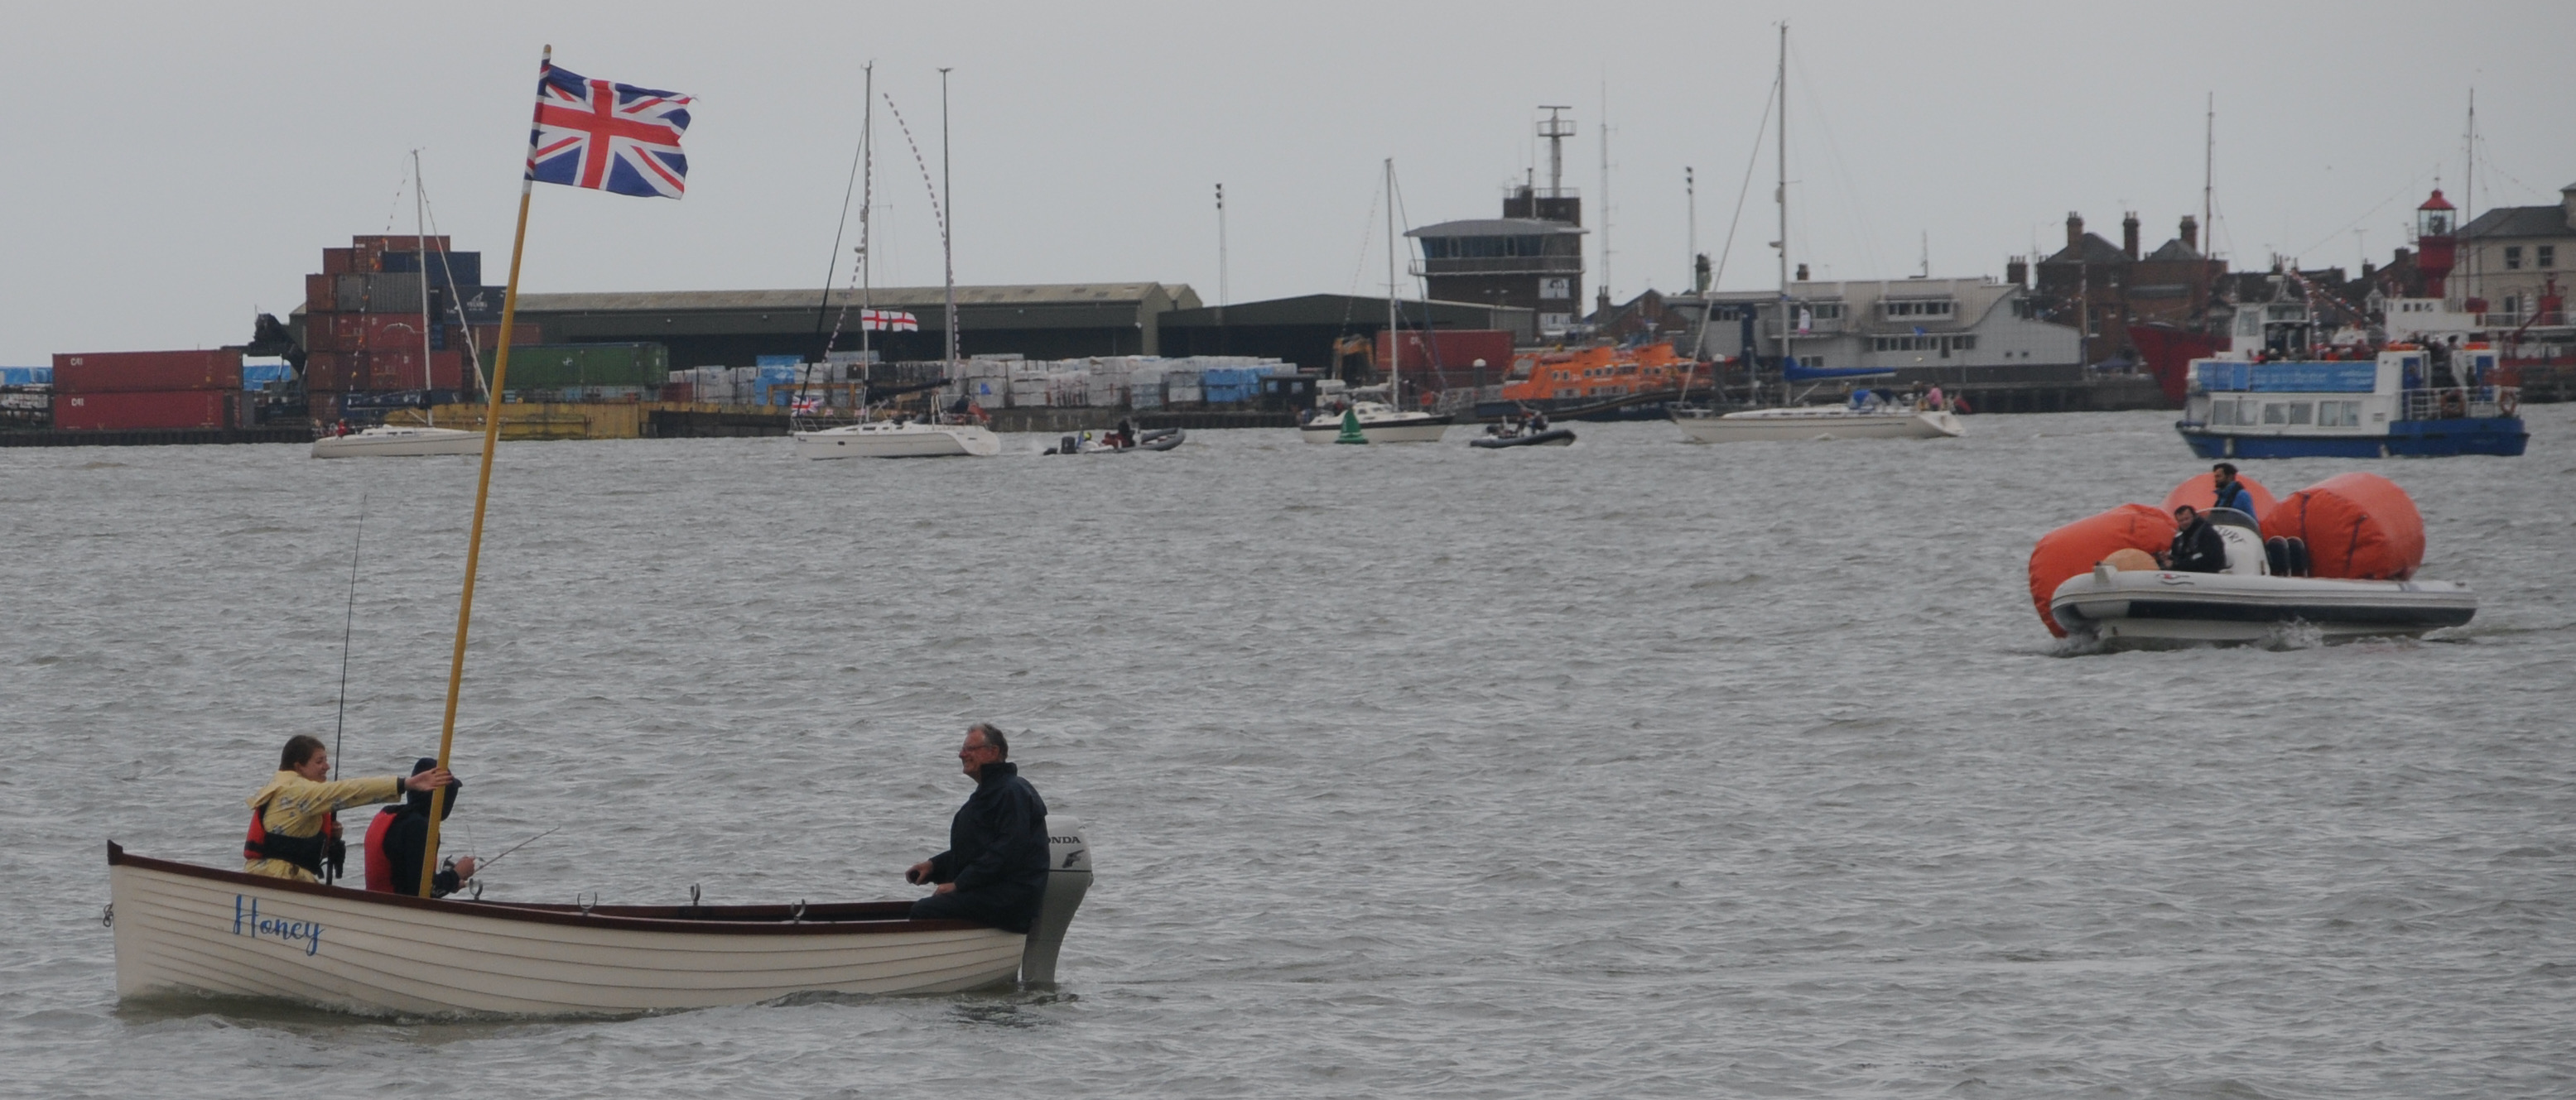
xmin=793 ymin=418 xmax=1001 ymax=459
xmin=106 ymin=818 xmax=1092 ymax=1016
xmin=1670 ymin=404 xmax=1961 ymax=442
xmin=310 ymin=425 xmax=483 ymax=459
xmin=1297 ymin=401 xmax=1452 ymax=444
xmin=2048 ymin=509 xmax=2475 ymax=646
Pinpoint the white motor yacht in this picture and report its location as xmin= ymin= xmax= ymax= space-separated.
xmin=1671 ymin=404 xmax=1961 ymax=443
xmin=1298 ymin=401 xmax=1452 ymax=444
xmin=793 ymin=418 xmax=1001 ymax=459
xmin=310 ymin=425 xmax=483 ymax=459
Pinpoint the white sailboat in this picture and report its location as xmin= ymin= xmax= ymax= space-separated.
xmin=1300 ymin=159 xmax=1451 ymax=444
xmin=314 ymin=153 xmax=483 ymax=459
xmin=796 ymin=69 xmax=999 ymax=461
xmin=1673 ymin=26 xmax=1962 ymax=445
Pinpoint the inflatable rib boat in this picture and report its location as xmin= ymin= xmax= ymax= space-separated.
xmin=2048 ymin=508 xmax=2474 ymax=646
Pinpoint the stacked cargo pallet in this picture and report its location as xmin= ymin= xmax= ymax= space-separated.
xmin=301 ymin=235 xmax=509 ymax=396
xmin=944 ymin=356 xmax=1291 ymax=410
xmin=49 ymin=350 xmax=246 ymax=430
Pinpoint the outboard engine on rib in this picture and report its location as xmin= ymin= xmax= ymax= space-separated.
xmin=1018 ymin=815 xmax=1092 ymax=985
xmin=2048 ymin=507 xmax=2476 ymax=647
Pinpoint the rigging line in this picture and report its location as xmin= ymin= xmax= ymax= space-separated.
xmin=1709 ymin=74 xmax=1779 ymax=293
xmin=1387 ymin=166 xmax=1442 ymax=375
xmin=881 ymin=93 xmax=946 ymax=238
xmin=802 ymin=112 xmax=871 ymax=407
xmin=2289 ymin=163 xmax=2439 ymax=262
xmin=1334 ymin=175 xmax=1382 ymax=337
xmin=331 ymin=494 xmax=368 ymax=785
xmin=414 ymin=163 xmax=489 ymax=396
xmin=1784 ymin=39 xmax=1880 ymax=280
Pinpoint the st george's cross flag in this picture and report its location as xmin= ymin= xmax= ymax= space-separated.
xmin=528 ymin=62 xmax=694 ymax=199
xmin=859 ymin=309 xmax=921 ymax=333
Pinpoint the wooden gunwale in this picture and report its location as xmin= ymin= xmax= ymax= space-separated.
xmin=108 ymin=843 xmax=978 ymax=937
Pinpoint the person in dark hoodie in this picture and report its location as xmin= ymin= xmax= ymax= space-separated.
xmin=2161 ymin=505 xmax=2230 ymax=574
xmin=904 ymin=723 xmax=1049 ymax=932
xmin=363 ymin=758 xmax=478 ymax=897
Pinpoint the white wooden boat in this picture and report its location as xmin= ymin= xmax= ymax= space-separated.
xmin=1297 ymin=401 xmax=1452 ymax=444
xmin=1670 ymin=405 xmax=1961 ymax=442
xmin=793 ymin=419 xmax=1001 ymax=459
xmin=2048 ymin=510 xmax=2474 ymax=646
xmin=107 ymin=817 xmax=1092 ymax=1016
xmin=311 ymin=425 xmax=483 ymax=459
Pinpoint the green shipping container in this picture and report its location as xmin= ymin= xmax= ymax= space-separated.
xmin=502 ymin=343 xmax=670 ymax=389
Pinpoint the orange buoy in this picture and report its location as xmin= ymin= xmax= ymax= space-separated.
xmin=2027 ymin=504 xmax=2179 ymax=636
xmin=2160 ymin=472 xmax=2277 ymax=517
xmin=2262 ymin=473 xmax=2425 ymax=580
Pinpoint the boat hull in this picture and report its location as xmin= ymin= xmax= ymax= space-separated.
xmin=2049 ymin=569 xmax=2475 ymax=646
xmin=1469 ymin=428 xmax=1576 ymax=449
xmin=1673 ymin=408 xmax=1960 ymax=443
xmin=107 ymin=846 xmax=1028 ymax=1016
xmin=1297 ymin=414 xmax=1452 ymax=444
xmin=794 ymin=423 xmax=1002 ymax=459
xmin=310 ymin=428 xmax=482 ymax=459
xmin=2177 ymin=417 xmax=2528 ymax=459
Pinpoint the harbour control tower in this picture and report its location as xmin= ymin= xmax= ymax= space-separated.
xmin=1408 ymin=107 xmax=1590 ymax=338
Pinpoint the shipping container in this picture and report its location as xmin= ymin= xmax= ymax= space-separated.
xmin=321 ymin=247 xmax=360 ymax=276
xmin=500 ymin=343 xmax=670 ymax=389
xmin=469 ymin=322 xmax=541 ymax=350
xmin=450 ymin=286 xmax=504 ymax=324
xmin=333 ymin=272 xmax=425 ymax=312
xmin=377 ymin=250 xmax=483 ymax=286
xmin=53 ymin=389 xmax=234 ymax=430
xmin=52 ymin=349 xmax=243 ymax=393
xmin=306 ymin=273 xmax=336 ymax=315
xmin=352 ymin=235 xmax=451 ymax=254
xmin=1 ymin=366 xmax=55 ymax=387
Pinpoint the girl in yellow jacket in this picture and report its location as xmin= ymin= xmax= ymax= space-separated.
xmin=245 ymin=735 xmax=453 ymax=882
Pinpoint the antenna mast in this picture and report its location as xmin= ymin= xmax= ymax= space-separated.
xmin=2203 ymin=92 xmax=2214 ymax=261
xmin=1775 ymin=22 xmax=1790 ymax=403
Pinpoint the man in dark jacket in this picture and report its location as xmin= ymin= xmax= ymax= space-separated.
xmin=2163 ymin=505 xmax=2228 ymax=573
xmin=364 ymin=758 xmax=478 ymax=897
xmin=905 ymin=723 xmax=1049 ymax=932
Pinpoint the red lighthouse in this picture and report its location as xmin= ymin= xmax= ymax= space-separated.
xmin=2415 ymin=190 xmax=2458 ymax=299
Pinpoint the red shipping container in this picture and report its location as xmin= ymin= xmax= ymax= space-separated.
xmin=369 ymin=347 xmax=424 ymax=390
xmin=304 ymin=351 xmax=356 ymax=391
xmin=429 ymin=349 xmax=466 ymax=391
xmin=659 ymin=382 xmax=696 ymax=403
xmin=52 ymin=349 xmax=242 ymax=393
xmin=361 ymin=313 xmax=435 ymax=351
xmin=1375 ymin=329 xmax=1517 ymax=389
xmin=54 ymin=390 xmax=234 ymax=430
xmin=321 ymin=247 xmax=354 ymax=276
xmin=306 ymin=273 xmax=336 ymax=314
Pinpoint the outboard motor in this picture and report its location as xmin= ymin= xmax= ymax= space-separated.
xmin=1019 ymin=814 xmax=1091 ymax=985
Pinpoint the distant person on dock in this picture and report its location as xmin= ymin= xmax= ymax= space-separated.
xmin=2210 ymin=463 xmax=2257 ymax=518
xmin=904 ymin=723 xmax=1050 ymax=933
xmin=244 ymin=735 xmax=452 ymax=884
xmin=2161 ymin=505 xmax=2228 ymax=574
xmin=363 ymin=758 xmax=478 ymax=897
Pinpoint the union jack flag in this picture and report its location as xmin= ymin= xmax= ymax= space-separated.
xmin=792 ymin=396 xmax=823 ymax=414
xmin=860 ymin=309 xmax=920 ymax=332
xmin=529 ymin=62 xmax=694 ymax=199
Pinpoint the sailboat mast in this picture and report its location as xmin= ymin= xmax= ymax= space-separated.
xmin=415 ymin=151 xmax=433 ymax=397
xmin=2203 ymin=93 xmax=2213 ymax=263
xmin=1386 ymin=157 xmax=1400 ymax=406
xmin=940 ymin=67 xmax=956 ymax=377
xmin=1775 ymin=22 xmax=1790 ymax=405
xmin=859 ymin=63 xmax=874 ymax=383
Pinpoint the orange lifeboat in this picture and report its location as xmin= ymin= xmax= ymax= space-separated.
xmin=1499 ymin=343 xmax=1707 ymax=406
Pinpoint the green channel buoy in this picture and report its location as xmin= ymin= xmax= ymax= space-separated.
xmin=1334 ymin=408 xmax=1367 ymax=444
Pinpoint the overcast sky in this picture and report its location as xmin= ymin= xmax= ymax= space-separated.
xmin=4 ymin=1 xmax=2570 ymax=364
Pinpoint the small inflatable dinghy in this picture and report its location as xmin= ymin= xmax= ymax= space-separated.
xmin=1044 ymin=427 xmax=1183 ymax=455
xmin=2049 ymin=508 xmax=2474 ymax=646
xmin=1469 ymin=425 xmax=1575 ymax=449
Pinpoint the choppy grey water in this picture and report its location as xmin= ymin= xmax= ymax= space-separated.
xmin=3 ymin=410 xmax=2573 ymax=1098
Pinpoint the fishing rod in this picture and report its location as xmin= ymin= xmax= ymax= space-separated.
xmin=324 ymin=495 xmax=368 ymax=885
xmin=464 ymin=825 xmax=561 ymax=875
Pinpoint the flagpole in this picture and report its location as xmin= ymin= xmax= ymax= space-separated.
xmin=420 ymin=43 xmax=549 ymax=898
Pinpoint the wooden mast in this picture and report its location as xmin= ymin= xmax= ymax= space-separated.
xmin=419 ymin=44 xmax=550 ymax=897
